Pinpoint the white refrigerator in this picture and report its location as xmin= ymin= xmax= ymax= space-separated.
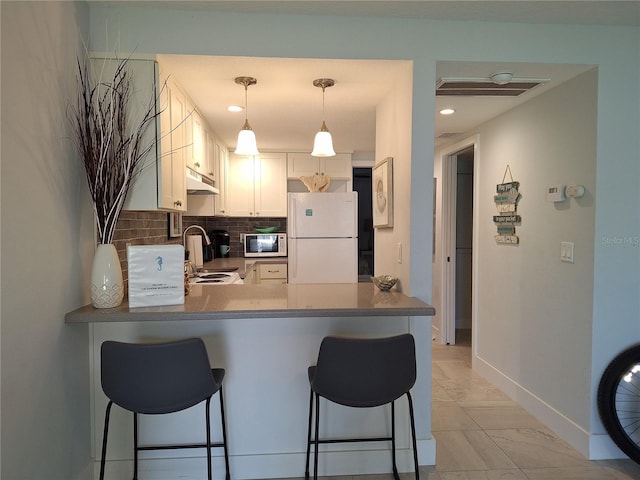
xmin=288 ymin=192 xmax=358 ymax=284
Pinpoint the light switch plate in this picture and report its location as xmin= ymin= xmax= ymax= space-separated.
xmin=561 ymin=241 xmax=574 ymax=263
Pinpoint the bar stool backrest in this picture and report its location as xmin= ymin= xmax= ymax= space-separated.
xmin=101 ymin=338 xmax=218 ymax=414
xmin=311 ymin=334 xmax=416 ymax=408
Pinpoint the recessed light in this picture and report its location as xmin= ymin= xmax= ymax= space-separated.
xmin=440 ymin=108 xmax=455 ymax=115
xmin=227 ymin=105 xmax=244 ymax=113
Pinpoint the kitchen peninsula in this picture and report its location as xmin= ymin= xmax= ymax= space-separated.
xmin=66 ymin=268 xmax=435 ymax=480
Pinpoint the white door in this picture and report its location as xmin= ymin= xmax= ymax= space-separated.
xmin=439 ymin=137 xmax=478 ymax=345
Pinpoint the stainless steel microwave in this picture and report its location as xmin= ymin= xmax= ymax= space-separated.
xmin=242 ymin=233 xmax=287 ymax=257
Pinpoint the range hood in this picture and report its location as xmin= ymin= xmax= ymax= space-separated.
xmin=186 ymin=168 xmax=219 ymax=195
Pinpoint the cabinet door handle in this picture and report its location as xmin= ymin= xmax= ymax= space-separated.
xmin=174 ymin=200 xmax=182 ymax=207
xmin=194 ymin=162 xmax=200 ymax=168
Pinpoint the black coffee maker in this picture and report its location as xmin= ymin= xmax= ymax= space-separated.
xmin=209 ymin=230 xmax=230 ymax=258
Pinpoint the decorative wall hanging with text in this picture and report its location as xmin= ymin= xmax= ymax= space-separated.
xmin=493 ymin=165 xmax=521 ymax=244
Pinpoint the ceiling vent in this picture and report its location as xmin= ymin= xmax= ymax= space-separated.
xmin=437 ymin=74 xmax=549 ymax=97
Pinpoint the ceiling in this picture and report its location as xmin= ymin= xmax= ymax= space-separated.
xmin=113 ymin=1 xmax=636 ymax=155
xmin=158 ymin=55 xmax=593 ymax=154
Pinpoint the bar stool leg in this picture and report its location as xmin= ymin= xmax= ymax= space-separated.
xmin=313 ymin=393 xmax=320 ymax=480
xmin=305 ymin=388 xmax=314 ymax=480
xmin=407 ymin=392 xmax=420 ymax=480
xmin=133 ymin=412 xmax=139 ymax=480
xmin=391 ymin=400 xmax=400 ymax=480
xmin=205 ymin=398 xmax=212 ymax=480
xmin=99 ymin=401 xmax=113 ymax=480
xmin=219 ymin=385 xmax=231 ymax=480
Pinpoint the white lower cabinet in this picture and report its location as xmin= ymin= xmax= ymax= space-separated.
xmin=257 ymin=263 xmax=288 ymax=285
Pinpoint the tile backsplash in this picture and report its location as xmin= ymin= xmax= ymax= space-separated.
xmin=113 ymin=211 xmax=287 ymax=281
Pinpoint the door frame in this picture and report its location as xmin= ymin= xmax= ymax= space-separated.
xmin=439 ymin=135 xmax=479 ymax=346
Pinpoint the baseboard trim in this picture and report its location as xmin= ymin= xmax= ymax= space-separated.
xmin=473 ymin=354 xmax=626 ymax=461
xmin=96 ymin=443 xmax=436 ymax=480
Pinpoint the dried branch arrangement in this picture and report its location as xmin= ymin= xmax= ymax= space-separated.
xmin=68 ymin=57 xmax=159 ymax=244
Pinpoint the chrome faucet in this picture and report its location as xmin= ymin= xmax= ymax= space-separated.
xmin=182 ymin=224 xmax=211 ymax=247
xmin=182 ymin=225 xmax=211 ymax=273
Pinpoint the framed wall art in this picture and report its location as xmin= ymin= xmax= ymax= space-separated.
xmin=168 ymin=212 xmax=183 ymax=238
xmin=373 ymin=157 xmax=393 ymax=228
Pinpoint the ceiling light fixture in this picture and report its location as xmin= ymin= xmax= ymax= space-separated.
xmin=490 ymin=71 xmax=514 ymax=85
xmin=311 ymin=78 xmax=336 ymax=157
xmin=440 ymin=108 xmax=456 ymax=115
xmin=227 ymin=105 xmax=243 ymax=113
xmin=234 ymin=76 xmax=259 ymax=156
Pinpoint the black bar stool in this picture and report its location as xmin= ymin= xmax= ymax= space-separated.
xmin=305 ymin=334 xmax=419 ymax=480
xmin=99 ymin=338 xmax=230 ymax=480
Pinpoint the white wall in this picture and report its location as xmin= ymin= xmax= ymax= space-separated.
xmin=1 ymin=2 xmax=94 ymax=478
xmin=437 ymin=70 xmax=600 ymax=453
xmin=374 ymin=62 xmax=414 ymax=290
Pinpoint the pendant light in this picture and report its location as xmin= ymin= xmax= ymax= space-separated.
xmin=311 ymin=78 xmax=336 ymax=157
xmin=234 ymin=76 xmax=259 ymax=156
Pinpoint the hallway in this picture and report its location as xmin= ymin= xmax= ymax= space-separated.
xmin=429 ymin=332 xmax=640 ymax=479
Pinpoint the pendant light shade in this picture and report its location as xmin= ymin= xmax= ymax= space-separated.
xmin=312 ymin=121 xmax=336 ymax=157
xmin=234 ymin=76 xmax=259 ymax=156
xmin=311 ymin=78 xmax=336 ymax=157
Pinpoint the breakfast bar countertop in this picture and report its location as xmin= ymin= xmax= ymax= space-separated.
xmin=65 ymin=282 xmax=434 ymax=323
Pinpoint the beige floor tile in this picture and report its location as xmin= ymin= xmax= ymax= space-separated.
xmin=433 ymin=381 xmax=456 ymax=401
xmin=432 ymin=401 xmax=482 ymax=431
xmin=595 ymin=459 xmax=640 ymax=479
xmin=434 ymin=430 xmax=517 ymax=471
xmin=520 ymin=465 xmax=623 ymax=479
xmin=439 ymin=470 xmax=528 ymax=480
xmin=462 ymin=405 xmax=546 ymax=430
xmin=485 ymin=429 xmax=592 ymax=469
xmin=430 ymin=337 xmax=640 ymax=480
xmin=437 ymin=378 xmax=512 ymax=403
xmin=434 ymin=362 xmax=478 ymax=382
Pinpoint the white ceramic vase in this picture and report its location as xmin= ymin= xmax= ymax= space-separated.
xmin=91 ymin=243 xmax=124 ymax=308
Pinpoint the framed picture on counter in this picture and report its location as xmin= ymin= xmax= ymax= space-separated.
xmin=168 ymin=212 xmax=182 ymax=238
xmin=373 ymin=157 xmax=393 ymax=228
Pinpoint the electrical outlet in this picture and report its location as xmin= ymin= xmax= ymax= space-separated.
xmin=397 ymin=242 xmax=402 ymax=264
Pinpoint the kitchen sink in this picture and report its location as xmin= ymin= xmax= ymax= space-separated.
xmin=197 ymin=267 xmax=239 ymax=273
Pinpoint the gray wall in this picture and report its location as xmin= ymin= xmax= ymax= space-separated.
xmin=1 ymin=2 xmax=93 ymax=478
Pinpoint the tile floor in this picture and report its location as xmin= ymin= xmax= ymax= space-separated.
xmin=296 ymin=331 xmax=640 ymax=480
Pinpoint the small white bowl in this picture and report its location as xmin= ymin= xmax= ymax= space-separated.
xmin=371 ymin=275 xmax=398 ymax=291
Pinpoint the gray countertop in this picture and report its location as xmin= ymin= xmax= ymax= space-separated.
xmin=66 ymin=282 xmax=434 ymax=323
xmin=66 ymin=256 xmax=434 ymax=323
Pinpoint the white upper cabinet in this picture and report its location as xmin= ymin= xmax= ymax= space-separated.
xmin=204 ymin=130 xmax=216 ymax=181
xmin=255 ymin=153 xmax=288 ymax=217
xmin=225 ymin=152 xmax=287 ymax=217
xmin=187 ymin=108 xmax=206 ymax=175
xmin=287 ymin=153 xmax=352 ymax=179
xmin=118 ymin=60 xmax=186 ymax=212
xmin=214 ymin=139 xmax=229 ymax=216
